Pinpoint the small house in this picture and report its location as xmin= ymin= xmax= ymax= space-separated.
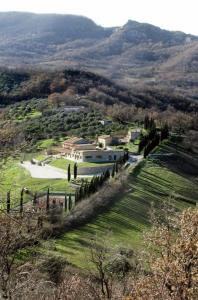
xmin=98 ymin=135 xmax=113 ymax=148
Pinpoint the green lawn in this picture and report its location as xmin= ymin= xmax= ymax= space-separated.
xmin=0 ymin=159 xmax=73 ymax=207
xmin=43 ymin=141 xmax=198 ymax=268
xmin=50 ymin=158 xmax=113 ymax=171
xmin=36 ymin=139 xmax=58 ymax=150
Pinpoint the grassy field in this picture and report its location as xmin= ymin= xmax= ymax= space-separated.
xmin=50 ymin=158 xmax=113 ymax=170
xmin=36 ymin=139 xmax=59 ymax=150
xmin=42 ymin=141 xmax=198 ymax=268
xmin=0 ymin=159 xmax=73 ymax=207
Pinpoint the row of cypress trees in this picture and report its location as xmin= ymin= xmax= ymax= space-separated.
xmin=67 ymin=163 xmax=78 ymax=182
xmin=74 ymin=152 xmax=129 ymax=203
xmin=75 ymin=168 xmax=112 ymax=202
xmin=139 ymin=116 xmax=169 ymax=157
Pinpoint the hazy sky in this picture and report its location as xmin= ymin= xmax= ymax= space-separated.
xmin=0 ymin=0 xmax=198 ymax=35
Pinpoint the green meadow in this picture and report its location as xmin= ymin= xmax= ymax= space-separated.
xmin=50 ymin=158 xmax=113 ymax=170
xmin=0 ymin=159 xmax=73 ymax=207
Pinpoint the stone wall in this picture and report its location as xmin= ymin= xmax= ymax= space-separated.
xmin=78 ymin=164 xmax=114 ymax=175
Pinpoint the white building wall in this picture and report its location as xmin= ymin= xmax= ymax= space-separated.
xmin=82 ymin=151 xmax=124 ymax=163
xmin=65 ymin=150 xmax=124 ymax=163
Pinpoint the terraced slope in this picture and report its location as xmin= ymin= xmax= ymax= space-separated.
xmin=43 ymin=141 xmax=198 ymax=268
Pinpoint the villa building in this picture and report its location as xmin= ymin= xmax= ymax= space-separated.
xmin=62 ymin=137 xmax=124 ymax=163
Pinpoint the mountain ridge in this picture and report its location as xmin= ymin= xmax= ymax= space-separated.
xmin=0 ymin=12 xmax=197 ymax=102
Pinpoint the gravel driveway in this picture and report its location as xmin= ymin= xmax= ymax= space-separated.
xmin=21 ymin=162 xmax=67 ymax=179
xmin=20 ymin=162 xmax=96 ymax=179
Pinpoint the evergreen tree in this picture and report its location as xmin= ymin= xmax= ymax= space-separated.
xmin=124 ymin=149 xmax=129 ymax=162
xmin=20 ymin=188 xmax=24 ymax=215
xmin=67 ymin=164 xmax=71 ymax=182
xmin=74 ymin=163 xmax=78 ymax=180
xmin=83 ymin=181 xmax=89 ymax=197
xmin=75 ymin=189 xmax=79 ymax=202
xmin=68 ymin=194 xmax=72 ymax=210
xmin=112 ymin=164 xmax=115 ymax=178
xmin=115 ymin=162 xmax=119 ymax=173
xmin=149 ymin=118 xmax=156 ymax=131
xmin=64 ymin=194 xmax=68 ymax=212
xmin=144 ymin=115 xmax=150 ymax=129
xmin=7 ymin=191 xmax=11 ymax=214
xmin=99 ymin=173 xmax=105 ymax=186
xmin=33 ymin=192 xmax=37 ymax=206
xmin=104 ymin=169 xmax=110 ymax=180
xmin=46 ymin=188 xmax=50 ymax=211
xmin=89 ymin=178 xmax=94 ymax=194
xmin=161 ymin=123 xmax=169 ymax=141
xmin=79 ymin=185 xmax=84 ymax=201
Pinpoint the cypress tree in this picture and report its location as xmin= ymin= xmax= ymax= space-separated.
xmin=75 ymin=189 xmax=79 ymax=203
xmin=85 ymin=182 xmax=90 ymax=196
xmin=33 ymin=192 xmax=37 ymax=206
xmin=7 ymin=191 xmax=11 ymax=214
xmin=161 ymin=123 xmax=169 ymax=141
xmin=46 ymin=188 xmax=50 ymax=212
xmin=20 ymin=188 xmax=24 ymax=215
xmin=115 ymin=162 xmax=119 ymax=173
xmin=105 ymin=169 xmax=110 ymax=181
xmin=112 ymin=164 xmax=115 ymax=178
xmin=69 ymin=194 xmax=72 ymax=210
xmin=78 ymin=185 xmax=84 ymax=201
xmin=89 ymin=178 xmax=94 ymax=194
xmin=92 ymin=177 xmax=96 ymax=193
xmin=64 ymin=194 xmax=68 ymax=212
xmin=144 ymin=115 xmax=149 ymax=130
xmin=95 ymin=176 xmax=100 ymax=189
xmin=144 ymin=146 xmax=149 ymax=158
xmin=74 ymin=163 xmax=78 ymax=180
xmin=67 ymin=164 xmax=71 ymax=182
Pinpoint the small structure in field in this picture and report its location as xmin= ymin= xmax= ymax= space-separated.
xmin=99 ymin=119 xmax=112 ymax=126
xmin=126 ymin=129 xmax=141 ymax=142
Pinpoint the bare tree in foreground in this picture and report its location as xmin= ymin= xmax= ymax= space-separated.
xmin=129 ymin=204 xmax=198 ymax=300
xmin=0 ymin=212 xmax=52 ymax=299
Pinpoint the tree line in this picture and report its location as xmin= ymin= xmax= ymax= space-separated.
xmin=138 ymin=116 xmax=169 ymax=158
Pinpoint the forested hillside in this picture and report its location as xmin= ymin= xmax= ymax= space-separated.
xmin=0 ymin=68 xmax=197 ymax=112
